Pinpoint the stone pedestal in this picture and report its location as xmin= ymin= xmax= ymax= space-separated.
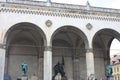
xmin=4 ymin=74 xmax=11 ymax=80
xmin=30 ymin=75 xmax=38 ymax=80
xmin=55 ymin=73 xmax=62 ymax=80
xmin=21 ymin=76 xmax=28 ymax=80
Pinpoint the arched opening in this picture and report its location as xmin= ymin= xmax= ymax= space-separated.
xmin=110 ymin=38 xmax=120 ymax=57
xmin=92 ymin=28 xmax=120 ymax=79
xmin=109 ymin=38 xmax=120 ymax=80
xmin=4 ymin=22 xmax=46 ymax=80
xmin=51 ymin=26 xmax=89 ymax=80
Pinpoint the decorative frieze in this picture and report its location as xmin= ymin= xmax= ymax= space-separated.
xmin=3 ymin=0 xmax=120 ymax=14
xmin=0 ymin=3 xmax=120 ymax=21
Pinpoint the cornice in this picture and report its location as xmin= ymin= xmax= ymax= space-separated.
xmin=0 ymin=3 xmax=120 ymax=22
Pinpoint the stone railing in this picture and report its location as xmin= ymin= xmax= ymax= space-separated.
xmin=51 ymin=2 xmax=86 ymax=10
xmin=90 ymin=6 xmax=120 ymax=14
xmin=6 ymin=0 xmax=46 ymax=6
xmin=2 ymin=0 xmax=120 ymax=14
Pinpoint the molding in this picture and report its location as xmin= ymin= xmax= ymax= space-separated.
xmin=86 ymin=48 xmax=93 ymax=53
xmin=3 ymin=0 xmax=120 ymax=14
xmin=44 ymin=46 xmax=52 ymax=51
xmin=0 ymin=3 xmax=120 ymax=21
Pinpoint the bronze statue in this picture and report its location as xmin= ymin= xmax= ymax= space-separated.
xmin=21 ymin=62 xmax=28 ymax=76
xmin=53 ymin=57 xmax=67 ymax=80
xmin=106 ymin=65 xmax=113 ymax=76
xmin=54 ymin=62 xmax=65 ymax=77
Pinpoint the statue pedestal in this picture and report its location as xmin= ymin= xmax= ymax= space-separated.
xmin=21 ymin=76 xmax=28 ymax=80
xmin=109 ymin=76 xmax=114 ymax=80
xmin=30 ymin=75 xmax=38 ymax=80
xmin=55 ymin=73 xmax=62 ymax=80
xmin=4 ymin=74 xmax=11 ymax=80
xmin=61 ymin=76 xmax=67 ymax=80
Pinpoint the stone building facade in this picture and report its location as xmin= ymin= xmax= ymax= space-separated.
xmin=111 ymin=55 xmax=120 ymax=80
xmin=0 ymin=0 xmax=120 ymax=80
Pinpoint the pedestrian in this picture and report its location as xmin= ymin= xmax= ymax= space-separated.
xmin=104 ymin=76 xmax=109 ymax=80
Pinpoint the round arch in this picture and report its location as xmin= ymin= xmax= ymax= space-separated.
xmin=3 ymin=22 xmax=47 ymax=46
xmin=51 ymin=25 xmax=89 ymax=49
xmin=51 ymin=25 xmax=89 ymax=80
xmin=93 ymin=28 xmax=120 ymax=46
xmin=3 ymin=22 xmax=47 ymax=80
xmin=92 ymin=28 xmax=120 ymax=57
xmin=92 ymin=28 xmax=120 ymax=79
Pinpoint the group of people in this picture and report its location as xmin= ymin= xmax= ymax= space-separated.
xmin=87 ymin=74 xmax=112 ymax=80
xmin=87 ymin=76 xmax=110 ymax=80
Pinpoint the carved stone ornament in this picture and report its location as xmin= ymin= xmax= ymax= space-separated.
xmin=86 ymin=23 xmax=93 ymax=30
xmin=45 ymin=20 xmax=52 ymax=27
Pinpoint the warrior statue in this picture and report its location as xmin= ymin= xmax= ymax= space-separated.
xmin=53 ymin=57 xmax=67 ymax=80
xmin=54 ymin=62 xmax=65 ymax=77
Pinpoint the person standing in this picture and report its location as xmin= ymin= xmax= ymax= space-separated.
xmin=104 ymin=76 xmax=110 ymax=80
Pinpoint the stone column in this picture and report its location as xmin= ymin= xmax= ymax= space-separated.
xmin=86 ymin=49 xmax=95 ymax=78
xmin=44 ymin=46 xmax=52 ymax=80
xmin=0 ymin=48 xmax=6 ymax=80
xmin=73 ymin=58 xmax=80 ymax=80
xmin=38 ymin=56 xmax=44 ymax=80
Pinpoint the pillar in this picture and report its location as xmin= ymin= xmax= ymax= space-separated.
xmin=0 ymin=48 xmax=6 ymax=80
xmin=86 ymin=49 xmax=95 ymax=78
xmin=38 ymin=57 xmax=42 ymax=79
xmin=44 ymin=46 xmax=52 ymax=80
xmin=73 ymin=58 xmax=80 ymax=80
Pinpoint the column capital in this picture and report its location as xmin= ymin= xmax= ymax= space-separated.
xmin=44 ymin=46 xmax=52 ymax=51
xmin=86 ymin=48 xmax=93 ymax=53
